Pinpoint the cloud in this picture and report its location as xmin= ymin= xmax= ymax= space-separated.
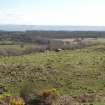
xmin=0 ymin=11 xmax=24 ymax=24
xmin=0 ymin=7 xmax=105 ymax=26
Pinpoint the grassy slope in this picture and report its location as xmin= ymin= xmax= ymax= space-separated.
xmin=0 ymin=44 xmax=105 ymax=97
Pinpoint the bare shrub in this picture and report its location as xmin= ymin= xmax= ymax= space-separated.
xmin=6 ymin=48 xmax=22 ymax=56
xmin=0 ymin=49 xmax=8 ymax=56
xmin=23 ymin=46 xmax=47 ymax=54
xmin=73 ymin=94 xmax=96 ymax=103
xmin=0 ymin=48 xmax=22 ymax=56
xmin=55 ymin=96 xmax=79 ymax=105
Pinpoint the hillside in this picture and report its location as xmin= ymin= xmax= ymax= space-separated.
xmin=0 ymin=44 xmax=105 ymax=96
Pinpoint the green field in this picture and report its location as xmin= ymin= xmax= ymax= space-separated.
xmin=0 ymin=41 xmax=39 ymax=50
xmin=0 ymin=44 xmax=105 ymax=95
xmin=0 ymin=42 xmax=105 ymax=104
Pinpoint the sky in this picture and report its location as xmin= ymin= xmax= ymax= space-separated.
xmin=0 ymin=0 xmax=105 ymax=26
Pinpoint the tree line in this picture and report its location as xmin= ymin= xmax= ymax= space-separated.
xmin=0 ymin=31 xmax=105 ymax=43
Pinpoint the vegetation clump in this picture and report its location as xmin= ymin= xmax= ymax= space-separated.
xmin=0 ymin=93 xmax=25 ymax=105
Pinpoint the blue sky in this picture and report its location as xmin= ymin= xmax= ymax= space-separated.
xmin=0 ymin=0 xmax=105 ymax=26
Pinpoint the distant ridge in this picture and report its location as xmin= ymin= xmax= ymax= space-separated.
xmin=0 ymin=25 xmax=105 ymax=31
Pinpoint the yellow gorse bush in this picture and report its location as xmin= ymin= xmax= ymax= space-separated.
xmin=0 ymin=93 xmax=25 ymax=105
xmin=50 ymin=88 xmax=57 ymax=92
xmin=9 ymin=97 xmax=25 ymax=105
xmin=49 ymin=88 xmax=59 ymax=95
xmin=42 ymin=88 xmax=59 ymax=97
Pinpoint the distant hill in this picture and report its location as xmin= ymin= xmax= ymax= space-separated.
xmin=0 ymin=25 xmax=105 ymax=31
